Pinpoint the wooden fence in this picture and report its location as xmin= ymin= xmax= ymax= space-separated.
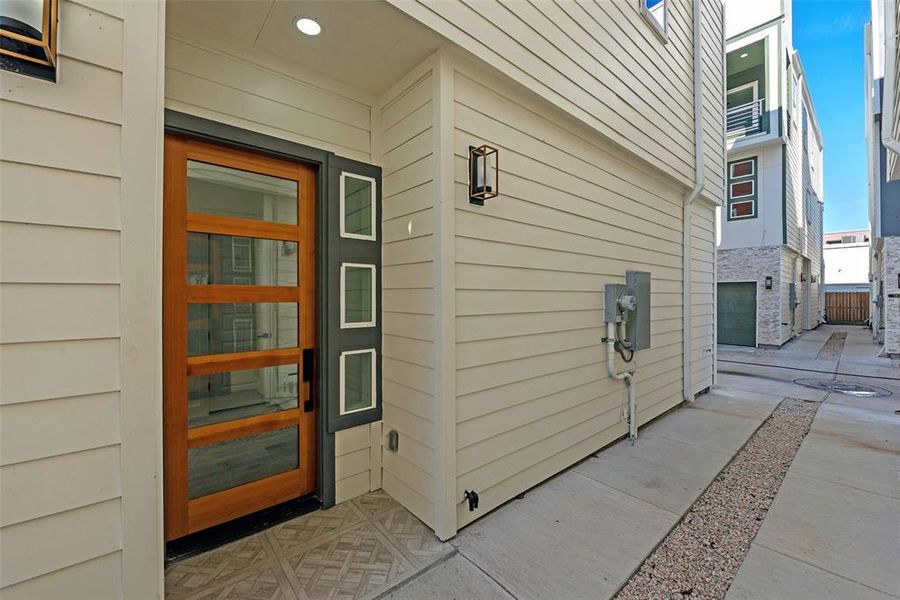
xmin=825 ymin=291 xmax=870 ymax=324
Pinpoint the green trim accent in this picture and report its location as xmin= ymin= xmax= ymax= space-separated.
xmin=781 ymin=143 xmax=788 ymax=245
xmin=726 ymin=156 xmax=759 ymax=221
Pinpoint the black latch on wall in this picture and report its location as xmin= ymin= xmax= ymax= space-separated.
xmin=464 ymin=490 xmax=479 ymax=512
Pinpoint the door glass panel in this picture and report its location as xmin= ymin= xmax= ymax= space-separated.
xmin=187 ymin=160 xmax=298 ymax=224
xmin=187 ymin=303 xmax=298 ymax=356
xmin=188 ymin=365 xmax=299 ymax=428
xmin=188 ymin=427 xmax=299 ymax=498
xmin=187 ymin=233 xmax=298 ymax=286
xmin=341 ymin=350 xmax=375 ymax=414
xmin=342 ymin=174 xmax=374 ymax=238
xmin=343 ymin=264 xmax=374 ymax=326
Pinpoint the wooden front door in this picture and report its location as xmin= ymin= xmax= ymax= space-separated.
xmin=164 ymin=135 xmax=317 ymax=540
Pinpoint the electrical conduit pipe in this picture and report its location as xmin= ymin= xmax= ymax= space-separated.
xmin=606 ymin=321 xmax=637 ymax=442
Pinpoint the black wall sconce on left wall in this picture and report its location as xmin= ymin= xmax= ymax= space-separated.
xmin=469 ymin=144 xmax=499 ymax=206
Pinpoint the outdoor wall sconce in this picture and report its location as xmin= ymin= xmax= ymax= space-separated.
xmin=1 ymin=0 xmax=58 ymax=81
xmin=800 ymin=273 xmax=807 ymax=282
xmin=468 ymin=144 xmax=499 ymax=206
xmin=810 ymin=274 xmax=817 ymax=283
xmin=765 ymin=276 xmax=773 ymax=290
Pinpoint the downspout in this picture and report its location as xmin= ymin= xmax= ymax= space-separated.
xmin=882 ymin=0 xmax=900 ymax=157
xmin=683 ymin=0 xmax=706 ymax=403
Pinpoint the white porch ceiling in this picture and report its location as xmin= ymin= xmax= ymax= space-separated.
xmin=166 ymin=0 xmax=445 ymax=97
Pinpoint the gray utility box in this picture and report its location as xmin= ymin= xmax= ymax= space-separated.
xmin=626 ymin=271 xmax=651 ymax=351
xmin=603 ymin=271 xmax=651 ymax=351
xmin=604 ymin=283 xmax=629 ymax=323
xmin=789 ymin=282 xmax=798 ymax=310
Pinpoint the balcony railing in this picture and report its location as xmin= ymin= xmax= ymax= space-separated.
xmin=726 ymin=99 xmax=765 ymax=136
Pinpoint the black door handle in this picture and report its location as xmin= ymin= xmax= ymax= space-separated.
xmin=302 ymin=348 xmax=315 ymax=412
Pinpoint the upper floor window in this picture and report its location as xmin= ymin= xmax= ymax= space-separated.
xmin=641 ymin=0 xmax=667 ymax=41
xmin=727 ymin=157 xmax=758 ymax=220
xmin=0 ymin=0 xmax=57 ymax=81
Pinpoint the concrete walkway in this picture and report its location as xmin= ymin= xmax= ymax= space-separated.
xmin=722 ymin=327 xmax=900 ymax=600
xmin=387 ymin=326 xmax=899 ymax=600
xmin=387 ymin=387 xmax=787 ymax=599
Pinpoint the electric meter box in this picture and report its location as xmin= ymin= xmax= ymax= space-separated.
xmin=626 ymin=271 xmax=651 ymax=351
xmin=604 ymin=283 xmax=629 ymax=323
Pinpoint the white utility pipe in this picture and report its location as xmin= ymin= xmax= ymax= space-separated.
xmin=683 ymin=0 xmax=706 ymax=403
xmin=882 ymin=0 xmax=900 ymax=158
xmin=606 ymin=322 xmax=637 ymax=442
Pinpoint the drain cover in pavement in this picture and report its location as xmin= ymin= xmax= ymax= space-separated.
xmin=792 ymin=378 xmax=892 ymax=398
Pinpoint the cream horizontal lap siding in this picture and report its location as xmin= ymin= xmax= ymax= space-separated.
xmin=165 ymin=17 xmax=375 ymax=163
xmin=1 ymin=0 xmax=164 ymax=597
xmin=389 ymin=0 xmax=726 ymax=207
xmin=450 ymin=58 xmax=719 ymax=528
xmin=377 ymin=62 xmax=439 ymax=528
xmin=691 ymin=201 xmax=716 ymax=391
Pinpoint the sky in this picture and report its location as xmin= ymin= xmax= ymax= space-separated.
xmin=792 ymin=0 xmax=872 ymax=233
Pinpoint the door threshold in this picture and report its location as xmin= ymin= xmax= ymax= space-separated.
xmin=165 ymin=495 xmax=321 ymax=565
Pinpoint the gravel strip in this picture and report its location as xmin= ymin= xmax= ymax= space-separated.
xmin=816 ymin=332 xmax=847 ymax=360
xmin=615 ymin=397 xmax=820 ymax=600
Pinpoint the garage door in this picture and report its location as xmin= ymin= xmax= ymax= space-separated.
xmin=717 ymin=282 xmax=757 ymax=346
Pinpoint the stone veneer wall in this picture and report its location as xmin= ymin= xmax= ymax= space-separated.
xmin=883 ymin=237 xmax=900 ymax=354
xmin=718 ymin=246 xmax=782 ymax=346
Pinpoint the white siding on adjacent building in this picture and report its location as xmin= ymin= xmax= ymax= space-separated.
xmin=725 ymin=0 xmax=782 ymax=38
xmin=718 ymin=144 xmax=784 ymax=250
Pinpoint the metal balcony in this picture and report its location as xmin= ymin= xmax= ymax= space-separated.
xmin=726 ymin=99 xmax=765 ymax=136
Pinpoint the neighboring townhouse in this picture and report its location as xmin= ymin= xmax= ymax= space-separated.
xmin=866 ymin=0 xmax=900 ymax=351
xmin=0 ymin=0 xmax=725 ymax=596
xmin=824 ymin=231 xmax=872 ymax=292
xmin=716 ymin=0 xmax=825 ymax=348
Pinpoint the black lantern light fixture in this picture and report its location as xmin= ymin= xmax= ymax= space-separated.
xmin=811 ymin=274 xmax=817 ymax=283
xmin=1 ymin=0 xmax=57 ymax=80
xmin=800 ymin=273 xmax=807 ymax=282
xmin=468 ymin=144 xmax=499 ymax=206
xmin=765 ymin=276 xmax=773 ymax=290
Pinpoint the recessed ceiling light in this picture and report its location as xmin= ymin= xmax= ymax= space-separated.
xmin=740 ymin=52 xmax=749 ymax=58
xmin=295 ymin=17 xmax=321 ymax=36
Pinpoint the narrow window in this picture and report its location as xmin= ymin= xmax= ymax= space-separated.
xmin=727 ymin=157 xmax=758 ymax=220
xmin=340 ymin=263 xmax=376 ymax=328
xmin=340 ymin=349 xmax=376 ymax=415
xmin=340 ymin=172 xmax=376 ymax=241
xmin=640 ymin=0 xmax=667 ymax=41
